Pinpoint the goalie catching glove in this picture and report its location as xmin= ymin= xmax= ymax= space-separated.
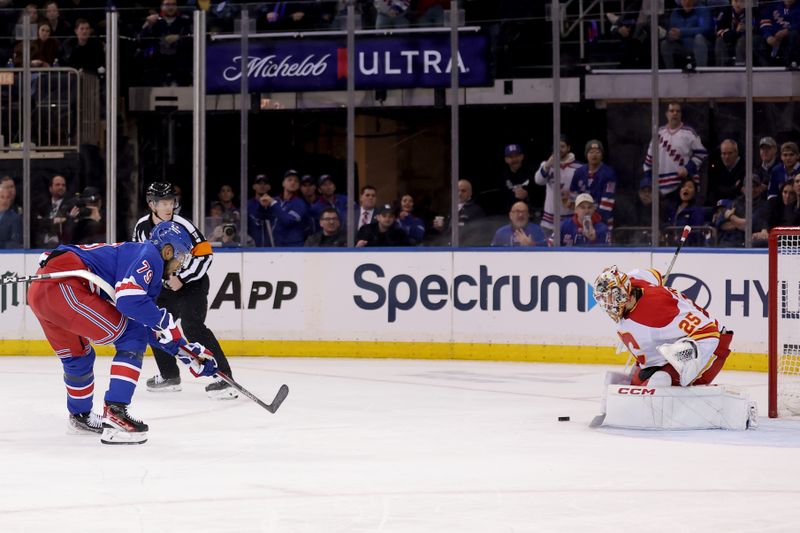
xmin=656 ymin=338 xmax=703 ymax=387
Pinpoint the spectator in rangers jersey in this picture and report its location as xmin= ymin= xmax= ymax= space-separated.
xmin=260 ymin=169 xmax=309 ymax=247
xmin=559 ymin=193 xmax=609 ymax=246
xmin=132 ymin=182 xmax=237 ymax=400
xmin=490 ymin=201 xmax=546 ymax=247
xmin=593 ymin=265 xmax=733 ymax=389
xmin=643 ymin=102 xmax=707 ymax=199
xmin=569 ymin=139 xmax=617 ymax=228
xmin=760 ymin=0 xmax=800 ymax=67
xmin=27 ymin=221 xmax=217 ymax=444
xmin=534 ymin=135 xmax=581 ymax=235
xmin=767 ymin=141 xmax=800 ymax=199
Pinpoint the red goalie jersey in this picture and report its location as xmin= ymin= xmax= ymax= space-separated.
xmin=617 ymin=269 xmax=733 ymax=386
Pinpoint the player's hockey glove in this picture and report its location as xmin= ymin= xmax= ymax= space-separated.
xmin=155 ymin=308 xmax=182 ymax=345
xmin=177 ymin=342 xmax=218 ymax=378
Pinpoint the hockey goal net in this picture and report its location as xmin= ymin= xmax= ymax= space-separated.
xmin=769 ymin=227 xmax=800 ymax=418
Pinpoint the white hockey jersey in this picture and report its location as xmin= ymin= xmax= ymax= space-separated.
xmin=643 ymin=124 xmax=707 ymax=195
xmin=535 ymin=153 xmax=581 ymax=231
xmin=616 ymin=269 xmax=721 ymax=371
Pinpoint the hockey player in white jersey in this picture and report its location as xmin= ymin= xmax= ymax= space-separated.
xmin=593 ymin=265 xmax=733 ymax=388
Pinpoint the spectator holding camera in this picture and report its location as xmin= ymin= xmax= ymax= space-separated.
xmin=67 ymin=186 xmax=105 ymax=244
xmin=33 ymin=174 xmax=70 ymax=248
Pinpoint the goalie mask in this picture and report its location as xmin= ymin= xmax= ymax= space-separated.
xmin=593 ymin=266 xmax=631 ymax=322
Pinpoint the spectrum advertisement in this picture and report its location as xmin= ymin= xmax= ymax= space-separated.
xmin=0 ymin=250 xmax=772 ymax=357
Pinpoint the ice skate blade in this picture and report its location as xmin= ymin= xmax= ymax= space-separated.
xmin=100 ymin=427 xmax=148 ymax=445
xmin=146 ymin=384 xmax=182 ymax=392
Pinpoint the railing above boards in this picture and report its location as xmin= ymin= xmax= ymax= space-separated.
xmin=0 ymin=67 xmax=101 ymax=156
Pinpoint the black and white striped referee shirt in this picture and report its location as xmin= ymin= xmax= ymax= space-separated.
xmin=131 ymin=214 xmax=213 ymax=285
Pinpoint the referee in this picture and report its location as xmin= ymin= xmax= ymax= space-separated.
xmin=132 ymin=182 xmax=237 ymax=399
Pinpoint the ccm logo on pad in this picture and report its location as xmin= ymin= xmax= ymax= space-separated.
xmin=617 ymin=387 xmax=656 ymax=395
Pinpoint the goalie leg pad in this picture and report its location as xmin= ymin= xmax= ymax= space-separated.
xmin=603 ymin=384 xmax=754 ymax=430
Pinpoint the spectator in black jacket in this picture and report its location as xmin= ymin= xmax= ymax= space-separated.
xmin=305 ymin=207 xmax=346 ymax=247
xmin=356 ymin=203 xmax=408 ymax=247
xmin=60 ymin=18 xmax=104 ymax=72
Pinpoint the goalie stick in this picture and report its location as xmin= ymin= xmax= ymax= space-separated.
xmin=5 ymin=269 xmax=290 ymax=414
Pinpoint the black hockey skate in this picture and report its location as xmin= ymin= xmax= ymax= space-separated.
xmin=101 ymin=402 xmax=149 ymax=445
xmin=146 ymin=374 xmax=181 ymax=392
xmin=68 ymin=411 xmax=103 ymax=435
xmin=205 ymin=378 xmax=238 ymax=400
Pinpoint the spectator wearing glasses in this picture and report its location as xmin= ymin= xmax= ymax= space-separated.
xmin=305 ymin=207 xmax=346 ymax=247
xmin=490 ymin=201 xmax=546 ymax=247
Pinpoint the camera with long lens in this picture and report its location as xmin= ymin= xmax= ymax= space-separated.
xmin=63 ymin=192 xmax=100 ymax=218
xmin=63 ymin=187 xmax=101 ymax=218
xmin=222 ymin=223 xmax=237 ymax=238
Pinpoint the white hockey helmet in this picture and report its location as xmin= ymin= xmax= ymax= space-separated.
xmin=593 ymin=265 xmax=632 ymax=322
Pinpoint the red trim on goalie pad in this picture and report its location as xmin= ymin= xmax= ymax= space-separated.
xmin=633 ymin=332 xmax=733 ymax=387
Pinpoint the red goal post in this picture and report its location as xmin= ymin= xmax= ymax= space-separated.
xmin=768 ymin=227 xmax=800 ymax=418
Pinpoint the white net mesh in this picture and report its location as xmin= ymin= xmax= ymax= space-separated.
xmin=776 ymin=233 xmax=800 ymax=416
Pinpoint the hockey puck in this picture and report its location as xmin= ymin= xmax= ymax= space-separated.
xmin=558 ymin=416 xmax=570 ymax=422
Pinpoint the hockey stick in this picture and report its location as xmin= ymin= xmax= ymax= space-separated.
xmin=1 ymin=269 xmax=116 ymax=301
xmin=664 ymin=225 xmax=692 ymax=280
xmin=214 ymin=370 xmax=289 ymax=414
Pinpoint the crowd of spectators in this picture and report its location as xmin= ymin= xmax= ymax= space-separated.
xmin=603 ymin=0 xmax=800 ymax=70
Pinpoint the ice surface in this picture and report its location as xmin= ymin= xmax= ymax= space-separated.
xmin=1 ymin=356 xmax=800 ymax=533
